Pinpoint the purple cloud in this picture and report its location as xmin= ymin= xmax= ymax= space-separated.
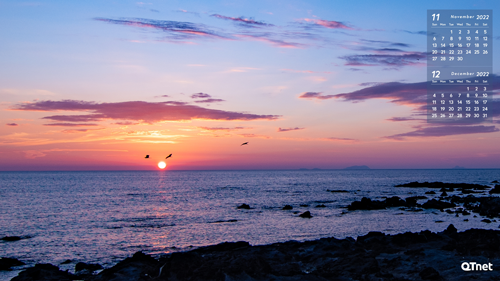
xmin=199 ymin=127 xmax=247 ymax=131
xmin=301 ymin=18 xmax=354 ymax=30
xmin=13 ymin=100 xmax=280 ymax=123
xmin=340 ymin=52 xmax=425 ymax=67
xmin=94 ymin=18 xmax=231 ymax=40
xmin=191 ymin=93 xmax=211 ymax=99
xmin=211 ymin=14 xmax=273 ymax=27
xmin=277 ymin=127 xmax=304 ymax=132
xmin=6 ymin=123 xmax=18 ymax=126
xmin=43 ymin=123 xmax=99 ymax=127
xmin=298 ymin=92 xmax=337 ymax=100
xmin=384 ymin=125 xmax=499 ymax=140
xmin=194 ymin=98 xmax=225 ymax=103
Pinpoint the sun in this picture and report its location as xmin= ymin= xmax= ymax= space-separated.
xmin=158 ymin=161 xmax=167 ymax=169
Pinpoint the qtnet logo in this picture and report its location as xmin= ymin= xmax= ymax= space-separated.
xmin=461 ymin=262 xmax=493 ymax=272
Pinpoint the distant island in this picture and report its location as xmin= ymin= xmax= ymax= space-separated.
xmin=451 ymin=166 xmax=466 ymax=169
xmin=344 ymin=165 xmax=370 ymax=170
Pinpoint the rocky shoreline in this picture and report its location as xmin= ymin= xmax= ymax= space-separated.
xmin=4 ymin=181 xmax=500 ymax=281
xmin=5 ymin=225 xmax=500 ymax=281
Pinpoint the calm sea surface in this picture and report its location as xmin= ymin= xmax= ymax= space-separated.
xmin=1 ymin=169 xmax=499 ymax=280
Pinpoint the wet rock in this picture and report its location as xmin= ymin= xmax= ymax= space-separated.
xmin=385 ymin=196 xmax=406 ymax=207
xmin=315 ymin=204 xmax=326 ymax=208
xmin=327 ymin=189 xmax=349 ymax=193
xmin=421 ymin=199 xmax=456 ymax=209
xmin=60 ymin=260 xmax=72 ymax=264
xmin=92 ymin=251 xmax=159 ymax=281
xmin=347 ymin=197 xmax=386 ymax=210
xmin=492 ymin=180 xmax=499 ymax=184
xmin=282 ymin=205 xmax=293 ymax=210
xmin=490 ymin=185 xmax=500 ymax=194
xmin=1 ymin=236 xmax=22 ymax=242
xmin=440 ymin=191 xmax=448 ymax=196
xmin=300 ymin=204 xmax=309 ymax=207
xmin=299 ymin=211 xmax=312 ymax=218
xmin=75 ymin=262 xmax=103 ymax=272
xmin=237 ymin=204 xmax=251 ymax=209
xmin=419 ymin=266 xmax=441 ymax=280
xmin=11 ymin=264 xmax=76 ymax=281
xmin=0 ymin=257 xmax=25 ymax=270
xmin=478 ymin=198 xmax=500 ymax=217
xmin=425 ymin=191 xmax=436 ymax=194
xmin=444 ymin=224 xmax=457 ymax=235
xmin=482 ymin=219 xmax=492 ymax=223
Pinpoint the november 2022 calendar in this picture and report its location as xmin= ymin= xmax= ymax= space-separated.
xmin=427 ymin=10 xmax=493 ymax=123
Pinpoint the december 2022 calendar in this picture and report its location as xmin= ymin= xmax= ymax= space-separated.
xmin=427 ymin=10 xmax=493 ymax=123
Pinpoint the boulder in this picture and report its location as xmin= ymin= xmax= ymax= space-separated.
xmin=11 ymin=264 xmax=76 ymax=281
xmin=282 ymin=205 xmax=293 ymax=210
xmin=0 ymin=257 xmax=25 ymax=270
xmin=299 ymin=211 xmax=312 ymax=218
xmin=347 ymin=197 xmax=386 ymax=210
xmin=421 ymin=199 xmax=456 ymax=209
xmin=237 ymin=204 xmax=251 ymax=209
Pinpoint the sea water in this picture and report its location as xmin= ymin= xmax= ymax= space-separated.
xmin=1 ymin=169 xmax=499 ymax=280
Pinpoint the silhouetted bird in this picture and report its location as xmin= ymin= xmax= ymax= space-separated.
xmin=166 ymin=154 xmax=172 ymax=159
xmin=241 ymin=142 xmax=248 ymax=146
xmin=145 ymin=155 xmax=149 ymax=159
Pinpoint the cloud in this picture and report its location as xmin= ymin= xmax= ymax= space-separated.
xmin=339 ymin=52 xmax=425 ymax=67
xmin=155 ymin=94 xmax=170 ymax=98
xmin=13 ymin=100 xmax=280 ymax=123
xmin=238 ymin=133 xmax=270 ymax=139
xmin=401 ymin=30 xmax=427 ymax=35
xmin=61 ymin=129 xmax=96 ymax=133
xmin=236 ymin=34 xmax=306 ymax=48
xmin=43 ymin=123 xmax=99 ymax=127
xmin=94 ymin=18 xmax=231 ymax=40
xmin=384 ymin=125 xmax=499 ymax=140
xmin=322 ymin=137 xmax=358 ymax=142
xmin=336 ymin=74 xmax=500 ymax=107
xmin=277 ymin=127 xmax=304 ymax=132
xmin=386 ymin=117 xmax=424 ymax=122
xmin=298 ymin=92 xmax=336 ymax=100
xmin=193 ymin=98 xmax=225 ymax=103
xmin=6 ymin=123 xmax=18 ymax=126
xmin=191 ymin=93 xmax=211 ymax=98
xmin=211 ymin=14 xmax=273 ymax=27
xmin=301 ymin=18 xmax=354 ymax=30
xmin=114 ymin=121 xmax=140 ymax=125
xmin=198 ymin=126 xmax=247 ymax=131
xmin=24 ymin=150 xmax=46 ymax=159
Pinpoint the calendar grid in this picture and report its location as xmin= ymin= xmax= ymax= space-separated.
xmin=427 ymin=10 xmax=492 ymax=123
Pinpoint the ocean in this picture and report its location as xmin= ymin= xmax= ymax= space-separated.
xmin=1 ymin=169 xmax=499 ymax=280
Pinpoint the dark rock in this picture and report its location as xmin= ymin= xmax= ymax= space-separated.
xmin=75 ymin=262 xmax=103 ymax=272
xmin=92 ymin=251 xmax=159 ymax=281
xmin=282 ymin=205 xmax=293 ymax=210
xmin=327 ymin=189 xmax=349 ymax=193
xmin=347 ymin=197 xmax=386 ymax=210
xmin=385 ymin=196 xmax=406 ymax=207
xmin=11 ymin=264 xmax=76 ymax=281
xmin=492 ymin=180 xmax=499 ymax=183
xmin=440 ymin=191 xmax=448 ymax=196
xmin=490 ymin=185 xmax=500 ymax=194
xmin=419 ymin=266 xmax=441 ymax=280
xmin=421 ymin=199 xmax=456 ymax=209
xmin=299 ymin=211 xmax=312 ymax=218
xmin=425 ymin=191 xmax=436 ymax=194
xmin=396 ymin=181 xmax=489 ymax=190
xmin=237 ymin=204 xmax=251 ymax=209
xmin=315 ymin=204 xmax=326 ymax=208
xmin=482 ymin=219 xmax=492 ymax=223
xmin=60 ymin=260 xmax=72 ymax=264
xmin=300 ymin=204 xmax=309 ymax=207
xmin=478 ymin=198 xmax=500 ymax=217
xmin=1 ymin=236 xmax=22 ymax=242
xmin=464 ymin=219 xmax=468 ymax=221
xmin=444 ymin=224 xmax=457 ymax=235
xmin=0 ymin=257 xmax=25 ymax=270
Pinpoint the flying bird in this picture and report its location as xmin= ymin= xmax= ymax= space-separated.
xmin=166 ymin=154 xmax=172 ymax=159
xmin=145 ymin=155 xmax=149 ymax=159
xmin=241 ymin=142 xmax=248 ymax=146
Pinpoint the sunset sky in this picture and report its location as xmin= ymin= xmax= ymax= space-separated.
xmin=1 ymin=0 xmax=499 ymax=170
